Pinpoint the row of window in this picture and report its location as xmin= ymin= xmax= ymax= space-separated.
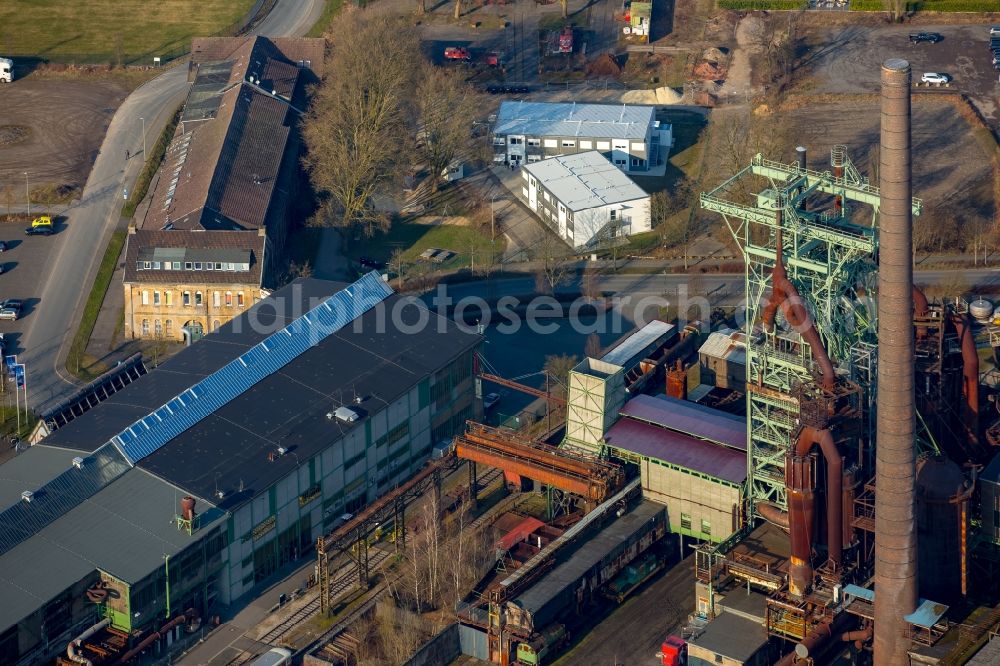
xmin=137 ymin=260 xmax=251 ymax=272
xmin=679 ymin=513 xmax=712 ymax=535
xmin=140 ymin=289 xmax=246 ymax=308
xmin=139 ymin=319 xmax=223 ymax=336
xmin=502 ymin=137 xmax=646 ymax=152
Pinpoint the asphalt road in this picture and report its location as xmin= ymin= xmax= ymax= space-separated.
xmin=17 ymin=0 xmax=325 ymax=413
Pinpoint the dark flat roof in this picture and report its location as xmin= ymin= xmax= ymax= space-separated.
xmin=620 ymin=394 xmax=746 ymax=451
xmin=689 ymin=610 xmax=768 ymax=662
xmin=604 ymin=417 xmax=746 ymax=484
xmin=43 ymin=278 xmax=481 ymax=509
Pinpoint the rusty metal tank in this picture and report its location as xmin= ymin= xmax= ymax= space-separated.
xmin=916 ymin=454 xmax=969 ymax=603
xmin=180 ymin=496 xmax=196 ymax=521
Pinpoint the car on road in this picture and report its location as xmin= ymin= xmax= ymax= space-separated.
xmin=921 ymin=72 xmax=950 ymax=84
xmin=483 ymin=392 xmax=501 ymax=410
xmin=31 ymin=215 xmax=52 ymax=229
xmin=24 ymin=225 xmax=52 ymax=236
xmin=909 ymin=32 xmax=942 ymax=44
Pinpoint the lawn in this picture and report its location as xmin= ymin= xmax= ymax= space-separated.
xmin=0 ymin=0 xmax=256 ymax=64
xmin=347 ymin=222 xmax=505 ymax=273
xmin=306 ymin=0 xmax=345 ymax=37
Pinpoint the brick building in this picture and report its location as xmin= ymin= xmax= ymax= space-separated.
xmin=122 ymin=228 xmax=267 ymax=342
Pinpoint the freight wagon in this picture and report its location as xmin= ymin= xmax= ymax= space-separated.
xmin=516 ymin=623 xmax=568 ymax=665
xmin=504 ymin=501 xmax=667 ymax=636
xmin=602 ymin=551 xmax=663 ymax=603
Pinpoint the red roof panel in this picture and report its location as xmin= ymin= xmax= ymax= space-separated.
xmin=620 ymin=394 xmax=746 ymax=451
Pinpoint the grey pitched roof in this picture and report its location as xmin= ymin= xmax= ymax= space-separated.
xmin=523 ymin=152 xmax=648 ymax=212
xmin=0 ymin=444 xmax=87 ymax=508
xmin=494 ymin=101 xmax=654 ymax=140
xmin=0 ymin=463 xmax=226 ymax=631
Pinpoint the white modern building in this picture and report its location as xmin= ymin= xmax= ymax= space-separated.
xmin=522 ymin=151 xmax=652 ymax=248
xmin=492 ymin=101 xmax=671 ymax=173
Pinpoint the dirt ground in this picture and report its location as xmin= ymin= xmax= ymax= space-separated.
xmin=0 ymin=78 xmax=128 ymax=203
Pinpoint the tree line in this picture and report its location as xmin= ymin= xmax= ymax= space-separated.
xmin=301 ymin=9 xmax=484 ymax=239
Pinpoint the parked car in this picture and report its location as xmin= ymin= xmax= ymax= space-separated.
xmin=483 ymin=392 xmax=501 ymax=410
xmin=31 ymin=215 xmax=52 ymax=229
xmin=909 ymin=32 xmax=941 ymax=43
xmin=0 ymin=308 xmax=18 ymax=321
xmin=3 ymin=300 xmax=23 ymax=312
xmin=0 ymin=241 xmax=7 ymax=252
xmin=24 ymin=226 xmax=52 ymax=236
xmin=920 ymin=72 xmax=950 ymax=84
xmin=358 ymin=256 xmax=385 ymax=269
xmin=990 ymin=26 xmax=1000 ymax=36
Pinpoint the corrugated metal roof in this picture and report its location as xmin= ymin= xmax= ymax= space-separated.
xmin=905 ymin=599 xmax=949 ymax=629
xmin=698 ymin=329 xmax=747 ymax=366
xmin=689 ymin=610 xmax=768 ymax=661
xmin=497 ymin=517 xmax=545 ymax=552
xmin=494 ymin=101 xmax=654 ymax=140
xmin=601 ymin=320 xmax=676 ymax=367
xmin=523 ymin=152 xmax=649 ymax=212
xmin=512 ymin=501 xmax=664 ymax=615
xmin=604 ymin=417 xmax=746 ymax=484
xmin=0 ymin=445 xmax=88 ymax=508
xmin=843 ymin=583 xmax=874 ymax=602
xmin=0 ymin=467 xmax=226 ymax=630
xmin=967 ymin=636 xmax=1000 ymax=665
xmin=620 ymin=394 xmax=747 ymax=451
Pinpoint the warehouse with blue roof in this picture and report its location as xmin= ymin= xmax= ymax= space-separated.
xmin=0 ymin=273 xmax=481 ymax=665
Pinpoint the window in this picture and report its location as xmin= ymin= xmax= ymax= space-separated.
xmin=508 ymin=137 xmax=522 ymax=145
xmin=543 ymin=139 xmax=557 ymax=148
xmin=172 ymin=261 xmax=181 ymax=270
xmin=153 ymin=291 xmax=160 ymax=306
xmin=141 ymin=319 xmax=149 ymax=336
xmin=631 ymin=158 xmax=639 ymax=166
xmin=165 ymin=291 xmax=172 ymax=306
xmin=165 ymin=320 xmax=173 ymax=336
xmin=152 ymin=261 xmax=161 ymax=270
xmin=213 ymin=291 xmax=221 ymax=307
xmin=597 ymin=140 xmax=610 ymax=150
xmin=195 ymin=291 xmax=203 ymax=306
xmin=237 ymin=292 xmax=245 ymax=307
xmin=632 ymin=142 xmax=646 ymax=152
xmin=206 ymin=262 xmax=213 ymax=271
xmin=527 ymin=138 xmax=540 ymax=146
xmin=701 ymin=519 xmax=711 ymax=536
xmin=530 ymin=178 xmax=537 ymax=188
xmin=194 ymin=262 xmax=202 ymax=270
xmin=561 ymin=139 xmax=575 ymax=147
xmin=141 ymin=291 xmax=149 ymax=306
xmin=143 ymin=261 xmax=151 ymax=270
xmin=225 ymin=292 xmax=233 ymax=307
xmin=715 ymin=656 xmax=723 ymax=664
xmin=680 ymin=513 xmax=692 ymax=530
xmin=615 ymin=159 xmax=626 ymax=166
xmin=543 ymin=192 xmax=551 ymax=203
xmin=215 ymin=262 xmax=222 ymax=270
xmin=213 ymin=320 xmax=220 ymax=332
xmin=183 ymin=291 xmax=191 ymax=306
xmin=184 ymin=262 xmax=193 ymax=270
xmin=154 ymin=319 xmax=162 ymax=336
xmin=610 ymin=209 xmax=617 ymax=221
xmin=580 ymin=140 xmax=593 ymax=149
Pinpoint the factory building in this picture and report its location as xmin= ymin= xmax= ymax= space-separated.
xmin=0 ymin=274 xmax=480 ymax=665
xmin=697 ymin=329 xmax=746 ymax=393
xmin=520 ymin=151 xmax=652 ymax=248
xmin=603 ymin=394 xmax=745 ymax=544
xmin=491 ymin=101 xmax=671 ymax=173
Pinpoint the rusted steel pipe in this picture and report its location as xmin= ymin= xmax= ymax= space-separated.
xmin=843 ymin=626 xmax=874 ymax=643
xmin=795 ymin=427 xmax=843 ymax=569
xmin=115 ymin=610 xmax=193 ymax=664
xmin=951 ymin=313 xmax=980 ymax=441
xmin=756 ymin=501 xmax=790 ymax=528
xmin=786 ymin=453 xmax=816 ymax=596
xmin=874 ymin=58 xmax=919 ymax=666
xmin=912 ymin=285 xmax=928 ymax=318
xmin=762 ymin=222 xmax=836 ymax=390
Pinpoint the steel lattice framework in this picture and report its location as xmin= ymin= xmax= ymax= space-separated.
xmin=700 ymin=149 xmax=921 ymax=512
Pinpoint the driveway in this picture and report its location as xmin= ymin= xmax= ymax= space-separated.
xmin=18 ymin=0 xmax=326 ymax=413
xmin=805 ymin=24 xmax=1000 ymax=120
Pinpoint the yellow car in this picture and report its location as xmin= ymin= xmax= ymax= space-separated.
xmin=31 ymin=215 xmax=52 ymax=228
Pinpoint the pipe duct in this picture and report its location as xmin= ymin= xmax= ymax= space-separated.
xmin=874 ymin=58 xmax=919 ymax=666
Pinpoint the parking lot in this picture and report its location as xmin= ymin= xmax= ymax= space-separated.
xmin=0 ymin=217 xmax=70 ymax=359
xmin=805 ymin=24 xmax=1000 ymax=121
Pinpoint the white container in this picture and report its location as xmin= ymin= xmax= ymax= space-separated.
xmin=970 ymin=299 xmax=992 ymax=322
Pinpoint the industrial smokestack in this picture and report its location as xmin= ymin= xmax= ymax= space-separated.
xmin=796 ymin=146 xmax=807 ymax=170
xmin=874 ymin=58 xmax=919 ymax=666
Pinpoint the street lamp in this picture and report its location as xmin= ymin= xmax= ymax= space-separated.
xmin=139 ymin=117 xmax=146 ymax=158
xmin=23 ymin=172 xmax=29 ymax=218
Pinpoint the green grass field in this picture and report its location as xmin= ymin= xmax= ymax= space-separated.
xmin=348 ymin=222 xmax=505 ymax=272
xmin=0 ymin=0 xmax=255 ymax=64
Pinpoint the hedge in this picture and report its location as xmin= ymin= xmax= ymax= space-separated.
xmin=121 ymin=104 xmax=182 ymax=219
xmin=718 ymin=0 xmax=807 ymax=8
xmin=850 ymin=0 xmax=1000 ymax=11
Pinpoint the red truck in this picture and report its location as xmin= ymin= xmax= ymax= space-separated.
xmin=444 ymin=46 xmax=471 ymax=61
xmin=658 ymin=635 xmax=687 ymax=666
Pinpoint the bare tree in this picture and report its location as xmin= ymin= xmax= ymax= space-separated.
xmin=543 ymin=354 xmax=578 ymax=399
xmin=302 ymin=10 xmax=419 ymax=237
xmin=585 ymin=333 xmax=602 ymax=358
xmin=882 ymin=0 xmax=905 ymax=23
xmin=581 ymin=264 xmax=601 ymax=300
xmin=415 ymin=65 xmax=482 ymax=191
xmin=533 ymin=234 xmax=571 ymax=294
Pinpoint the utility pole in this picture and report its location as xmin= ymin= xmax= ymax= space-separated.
xmin=23 ymin=172 xmax=29 ymax=218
